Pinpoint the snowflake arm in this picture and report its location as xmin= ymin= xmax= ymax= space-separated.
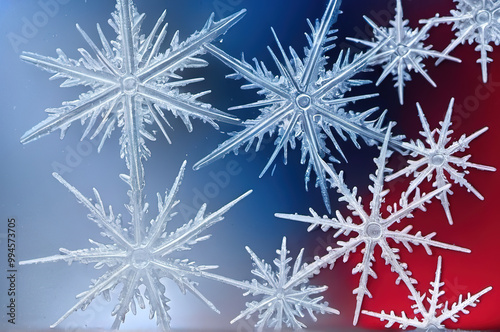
xmin=276 ymin=126 xmax=470 ymax=325
xmin=20 ymin=0 xmax=245 ymax=150
xmin=20 ymin=161 xmax=252 ymax=330
xmin=203 ymin=237 xmax=339 ymax=331
xmin=362 ymin=256 xmax=493 ymax=330
xmin=348 ymin=0 xmax=460 ymax=104
xmin=386 ymin=98 xmax=496 ymax=224
xmin=424 ymin=0 xmax=500 ymax=82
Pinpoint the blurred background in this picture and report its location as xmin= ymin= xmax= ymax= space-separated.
xmin=0 ymin=0 xmax=498 ymax=330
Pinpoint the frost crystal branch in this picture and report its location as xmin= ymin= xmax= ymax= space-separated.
xmin=386 ymin=98 xmax=495 ymax=224
xmin=195 ymin=0 xmax=404 ymax=212
xmin=20 ymin=0 xmax=245 ymax=163
xmin=20 ymin=161 xmax=251 ymax=330
xmin=204 ymin=237 xmax=338 ymax=331
xmin=363 ymin=256 xmax=492 ymax=330
xmin=424 ymin=0 xmax=500 ymax=82
xmin=276 ymin=125 xmax=470 ymax=325
xmin=348 ymin=0 xmax=460 ymax=104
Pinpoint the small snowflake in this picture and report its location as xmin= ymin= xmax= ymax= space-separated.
xmin=204 ymin=237 xmax=338 ymax=331
xmin=386 ymin=98 xmax=495 ymax=224
xmin=425 ymin=0 xmax=500 ymax=82
xmin=348 ymin=0 xmax=460 ymax=104
xmin=21 ymin=0 xmax=244 ymax=164
xmin=362 ymin=256 xmax=492 ymax=330
xmin=20 ymin=161 xmax=251 ymax=330
xmin=276 ymin=125 xmax=470 ymax=325
xmin=195 ymin=0 xmax=402 ymax=212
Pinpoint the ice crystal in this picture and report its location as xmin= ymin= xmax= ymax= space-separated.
xmin=362 ymin=256 xmax=492 ymax=330
xmin=204 ymin=237 xmax=338 ymax=331
xmin=348 ymin=0 xmax=460 ymax=104
xmin=20 ymin=0 xmax=245 ymax=164
xmin=386 ymin=98 xmax=495 ymax=225
xmin=276 ymin=126 xmax=470 ymax=325
xmin=20 ymin=161 xmax=251 ymax=330
xmin=424 ymin=0 xmax=500 ymax=82
xmin=194 ymin=0 xmax=403 ymax=212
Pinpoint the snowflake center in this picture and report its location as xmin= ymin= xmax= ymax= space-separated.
xmin=430 ymin=153 xmax=445 ymax=166
xmin=121 ymin=76 xmax=139 ymax=94
xmin=365 ymin=222 xmax=383 ymax=239
xmin=275 ymin=290 xmax=286 ymax=301
xmin=131 ymin=248 xmax=151 ymax=269
xmin=475 ymin=10 xmax=492 ymax=25
xmin=395 ymin=44 xmax=410 ymax=57
xmin=296 ymin=93 xmax=312 ymax=110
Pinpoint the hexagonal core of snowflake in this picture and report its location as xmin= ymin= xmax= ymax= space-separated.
xmin=395 ymin=44 xmax=410 ymax=57
xmin=121 ymin=75 xmax=140 ymax=95
xmin=365 ymin=222 xmax=383 ymax=240
xmin=475 ymin=9 xmax=492 ymax=25
xmin=131 ymin=248 xmax=152 ymax=269
xmin=295 ymin=93 xmax=313 ymax=111
xmin=430 ymin=153 xmax=446 ymax=167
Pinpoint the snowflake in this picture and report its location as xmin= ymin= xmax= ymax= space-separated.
xmin=20 ymin=161 xmax=252 ymax=330
xmin=348 ymin=0 xmax=460 ymax=104
xmin=386 ymin=98 xmax=495 ymax=225
xmin=20 ymin=0 xmax=244 ymax=164
xmin=424 ymin=0 xmax=500 ymax=83
xmin=194 ymin=0 xmax=403 ymax=213
xmin=362 ymin=256 xmax=492 ymax=330
xmin=275 ymin=125 xmax=470 ymax=325
xmin=203 ymin=237 xmax=338 ymax=331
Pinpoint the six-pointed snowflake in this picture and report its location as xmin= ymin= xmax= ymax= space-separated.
xmin=17 ymin=0 xmax=496 ymax=330
xmin=20 ymin=0 xmax=244 ymax=165
xmin=276 ymin=126 xmax=471 ymax=324
xmin=363 ymin=256 xmax=492 ymax=330
xmin=425 ymin=0 xmax=500 ymax=82
xmin=203 ymin=237 xmax=339 ymax=331
xmin=20 ymin=161 xmax=251 ymax=330
xmin=386 ymin=98 xmax=495 ymax=224
xmin=194 ymin=0 xmax=403 ymax=212
xmin=348 ymin=0 xmax=460 ymax=104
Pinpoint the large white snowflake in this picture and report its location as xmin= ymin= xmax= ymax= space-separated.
xmin=20 ymin=0 xmax=244 ymax=162
xmin=275 ymin=126 xmax=470 ymax=325
xmin=203 ymin=237 xmax=338 ymax=331
xmin=425 ymin=0 xmax=500 ymax=82
xmin=194 ymin=0 xmax=404 ymax=213
xmin=20 ymin=161 xmax=251 ymax=330
xmin=386 ymin=98 xmax=495 ymax=224
xmin=348 ymin=0 xmax=460 ymax=104
xmin=362 ymin=256 xmax=492 ymax=330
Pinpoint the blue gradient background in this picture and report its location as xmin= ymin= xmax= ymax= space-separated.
xmin=0 ymin=0 xmax=498 ymax=331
